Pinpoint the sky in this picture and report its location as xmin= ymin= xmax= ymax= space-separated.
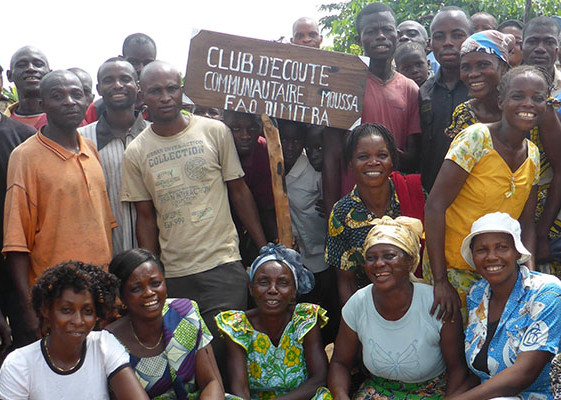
xmin=2 ymin=0 xmax=331 ymax=96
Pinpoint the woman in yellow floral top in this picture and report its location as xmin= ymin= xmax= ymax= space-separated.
xmin=445 ymin=30 xmax=561 ymax=272
xmin=215 ymin=243 xmax=328 ymax=400
xmin=425 ymin=66 xmax=546 ymax=324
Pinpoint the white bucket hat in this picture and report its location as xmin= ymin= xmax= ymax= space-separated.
xmin=461 ymin=212 xmax=531 ymax=269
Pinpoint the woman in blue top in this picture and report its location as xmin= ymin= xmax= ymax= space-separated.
xmin=451 ymin=212 xmax=561 ymax=399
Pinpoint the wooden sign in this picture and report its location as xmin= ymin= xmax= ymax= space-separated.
xmin=185 ymin=30 xmax=368 ymax=130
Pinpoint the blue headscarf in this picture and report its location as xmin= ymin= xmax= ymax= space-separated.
xmin=461 ymin=30 xmax=514 ymax=64
xmin=249 ymin=243 xmax=315 ymax=295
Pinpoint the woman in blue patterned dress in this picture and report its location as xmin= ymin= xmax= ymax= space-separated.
xmin=216 ymin=243 xmax=328 ymax=399
xmin=451 ymin=212 xmax=561 ymax=399
xmin=106 ymin=248 xmax=228 ymax=399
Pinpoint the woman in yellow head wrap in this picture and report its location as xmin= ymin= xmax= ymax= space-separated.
xmin=316 ymin=216 xmax=474 ymax=400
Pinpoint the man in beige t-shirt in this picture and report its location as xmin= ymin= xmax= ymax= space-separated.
xmin=121 ymin=61 xmax=266 ymax=373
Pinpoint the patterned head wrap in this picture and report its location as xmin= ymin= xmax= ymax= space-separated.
xmin=249 ymin=243 xmax=315 ymax=295
xmin=461 ymin=30 xmax=515 ymax=65
xmin=362 ymin=216 xmax=423 ymax=280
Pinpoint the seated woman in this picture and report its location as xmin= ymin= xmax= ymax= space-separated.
xmin=215 ymin=243 xmax=328 ymax=399
xmin=445 ymin=30 xmax=561 ymax=270
xmin=326 ymin=123 xmax=425 ymax=305
xmin=425 ymin=65 xmax=549 ymax=322
xmin=0 ymin=261 xmax=148 ymax=400
xmin=319 ymin=216 xmax=472 ymax=399
xmin=106 ymin=248 xmax=227 ymax=399
xmin=451 ymin=212 xmax=561 ymax=399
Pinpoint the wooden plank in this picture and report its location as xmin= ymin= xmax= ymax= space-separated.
xmin=261 ymin=114 xmax=293 ymax=248
xmin=185 ymin=29 xmax=368 ymax=130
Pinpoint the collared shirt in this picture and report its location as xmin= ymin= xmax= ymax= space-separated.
xmin=79 ymin=111 xmax=146 ymax=255
xmin=419 ymin=69 xmax=469 ymax=191
xmin=286 ymin=152 xmax=327 ymax=273
xmin=2 ymin=131 xmax=116 ymax=285
xmin=465 ymin=266 xmax=561 ymax=399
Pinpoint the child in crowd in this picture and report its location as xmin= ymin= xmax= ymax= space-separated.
xmin=223 ymin=111 xmax=277 ymax=262
xmin=395 ymin=41 xmax=430 ymax=87
xmin=498 ymin=20 xmax=524 ymax=66
xmin=278 ymin=119 xmax=340 ymax=345
xmin=304 ymin=124 xmax=325 ymax=172
xmin=192 ymin=104 xmax=223 ymax=120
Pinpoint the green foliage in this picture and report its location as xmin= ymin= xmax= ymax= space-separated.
xmin=319 ymin=0 xmax=560 ymax=54
xmin=1 ymin=86 xmax=18 ymax=102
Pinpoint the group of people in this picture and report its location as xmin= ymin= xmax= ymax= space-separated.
xmin=1 ymin=2 xmax=561 ymax=400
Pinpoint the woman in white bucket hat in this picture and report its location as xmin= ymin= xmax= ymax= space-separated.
xmin=451 ymin=212 xmax=561 ymax=400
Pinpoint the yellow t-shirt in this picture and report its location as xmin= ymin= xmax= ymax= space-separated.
xmin=444 ymin=123 xmax=540 ymax=270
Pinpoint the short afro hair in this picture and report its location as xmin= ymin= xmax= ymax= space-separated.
xmin=430 ymin=6 xmax=473 ymax=34
xmin=32 ymin=261 xmax=120 ymax=333
xmin=122 ymin=33 xmax=156 ymax=55
xmin=523 ymin=16 xmax=560 ymax=39
xmin=356 ymin=3 xmax=395 ymax=35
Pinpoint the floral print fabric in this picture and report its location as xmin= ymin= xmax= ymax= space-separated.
xmin=216 ymin=303 xmax=328 ymax=400
xmin=465 ymin=266 xmax=561 ymax=399
xmin=325 ymin=183 xmax=401 ymax=289
xmin=446 ymin=99 xmax=561 ymax=247
xmin=312 ymin=373 xmax=445 ymax=400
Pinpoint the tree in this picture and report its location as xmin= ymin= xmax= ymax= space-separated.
xmin=319 ymin=0 xmax=559 ymax=54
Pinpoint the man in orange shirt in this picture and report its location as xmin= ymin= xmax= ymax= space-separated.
xmin=3 ymin=70 xmax=115 ymax=345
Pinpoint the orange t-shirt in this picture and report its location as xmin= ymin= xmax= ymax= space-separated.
xmin=2 ymin=131 xmax=116 ymax=285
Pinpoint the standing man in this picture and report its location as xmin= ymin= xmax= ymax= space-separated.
xmin=4 ymin=46 xmax=50 ymax=127
xmin=323 ymin=3 xmax=422 ymax=211
xmin=522 ymin=16 xmax=561 ymax=97
xmin=419 ymin=6 xmax=472 ymax=192
xmin=80 ymin=58 xmax=146 ymax=255
xmin=290 ymin=17 xmax=323 ymax=48
xmin=3 ymin=70 xmax=115 ymax=345
xmin=397 ymin=20 xmax=439 ymax=75
xmin=471 ymin=11 xmax=498 ymax=32
xmin=0 ymin=66 xmax=35 ymax=354
xmin=121 ymin=61 xmax=266 ymax=372
xmin=85 ymin=33 xmax=157 ymax=123
xmin=522 ymin=16 xmax=561 ymax=268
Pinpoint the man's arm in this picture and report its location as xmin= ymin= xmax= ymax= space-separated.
xmin=535 ymin=108 xmax=561 ymax=262
xmin=227 ymin=178 xmax=267 ymax=249
xmin=6 ymin=252 xmax=38 ymax=345
xmin=133 ymin=200 xmax=159 ymax=253
xmin=519 ymin=185 xmax=538 ymax=270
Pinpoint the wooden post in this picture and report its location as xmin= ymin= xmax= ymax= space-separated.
xmin=261 ymin=114 xmax=294 ymax=248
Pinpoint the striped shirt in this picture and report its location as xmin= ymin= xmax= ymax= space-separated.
xmin=79 ymin=112 xmax=147 ymax=255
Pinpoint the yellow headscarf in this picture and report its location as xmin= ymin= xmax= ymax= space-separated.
xmin=362 ymin=216 xmax=423 ymax=280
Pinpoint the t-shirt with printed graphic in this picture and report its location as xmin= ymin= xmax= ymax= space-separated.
xmin=343 ymin=282 xmax=445 ymax=383
xmin=121 ymin=115 xmax=244 ymax=277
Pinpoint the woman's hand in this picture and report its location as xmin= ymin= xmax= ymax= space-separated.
xmin=327 ymin=320 xmax=358 ymax=399
xmin=110 ymin=366 xmax=149 ymax=400
xmin=196 ymin=344 xmax=226 ymax=399
xmin=431 ymin=279 xmax=461 ymax=322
